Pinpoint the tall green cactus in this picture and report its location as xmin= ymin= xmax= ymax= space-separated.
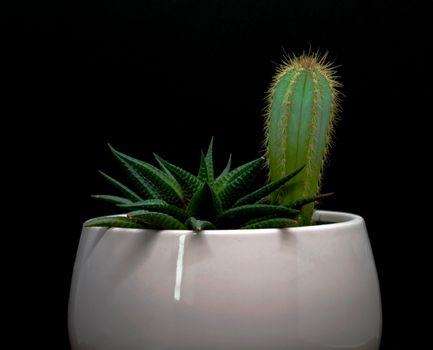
xmin=265 ymin=53 xmax=341 ymax=226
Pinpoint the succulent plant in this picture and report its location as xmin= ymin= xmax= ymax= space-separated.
xmin=265 ymin=52 xmax=340 ymax=226
xmin=85 ymin=139 xmax=328 ymax=231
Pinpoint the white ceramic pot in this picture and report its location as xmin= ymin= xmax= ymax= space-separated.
xmin=69 ymin=210 xmax=382 ymax=350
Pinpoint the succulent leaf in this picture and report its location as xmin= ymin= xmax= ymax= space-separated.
xmin=127 ymin=210 xmax=187 ymax=230
xmin=107 ymin=147 xmax=160 ymax=199
xmin=214 ymin=157 xmax=263 ymax=193
xmin=217 ymin=157 xmax=263 ymax=209
xmin=216 ymin=153 xmax=232 ymax=181
xmin=217 ymin=204 xmax=299 ymax=227
xmin=187 ymin=181 xmax=222 ymax=221
xmin=284 ymin=192 xmax=333 ymax=209
xmin=185 ymin=217 xmax=216 ymax=231
xmin=92 ymin=195 xmax=133 ymax=205
xmin=154 ymin=153 xmax=202 ymax=198
xmin=197 ymin=138 xmax=215 ymax=183
xmin=99 ymin=171 xmax=143 ymax=201
xmin=110 ymin=145 xmax=183 ymax=205
xmin=233 ymin=165 xmax=305 ymax=207
xmin=205 ymin=137 xmax=215 ymax=182
xmin=153 ymin=153 xmax=176 ymax=180
xmin=84 ymin=216 xmax=145 ymax=229
xmin=118 ymin=199 xmax=190 ymax=222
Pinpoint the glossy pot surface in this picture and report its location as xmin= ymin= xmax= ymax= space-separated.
xmin=69 ymin=211 xmax=382 ymax=350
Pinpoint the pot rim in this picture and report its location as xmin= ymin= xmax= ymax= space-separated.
xmin=84 ymin=210 xmax=364 ymax=235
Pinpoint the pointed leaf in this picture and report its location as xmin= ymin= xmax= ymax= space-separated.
xmin=241 ymin=218 xmax=298 ymax=229
xmin=185 ymin=217 xmax=216 ymax=232
xmin=128 ymin=210 xmax=187 ymax=230
xmin=197 ymin=138 xmax=215 ymax=183
xmin=187 ymin=181 xmax=222 ymax=221
xmin=205 ymin=137 xmax=215 ymax=183
xmin=99 ymin=171 xmax=143 ymax=201
xmin=216 ymin=157 xmax=263 ymax=209
xmin=154 ymin=153 xmax=202 ymax=198
xmin=118 ymin=199 xmax=190 ymax=222
xmin=153 ymin=152 xmax=176 ymax=180
xmin=216 ymin=153 xmax=232 ymax=181
xmin=233 ymin=165 xmax=305 ymax=207
xmin=121 ymin=199 xmax=167 ymax=206
xmin=92 ymin=195 xmax=133 ymax=205
xmin=197 ymin=151 xmax=208 ymax=182
xmin=217 ymin=204 xmax=299 ymax=227
xmin=284 ymin=193 xmax=333 ymax=209
xmin=110 ymin=145 xmax=183 ymax=205
xmin=214 ymin=157 xmax=263 ymax=193
xmin=107 ymin=147 xmax=159 ymax=199
xmin=84 ymin=216 xmax=146 ymax=229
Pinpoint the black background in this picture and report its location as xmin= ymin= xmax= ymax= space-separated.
xmin=3 ymin=0 xmax=430 ymax=349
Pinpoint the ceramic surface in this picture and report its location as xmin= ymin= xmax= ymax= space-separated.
xmin=69 ymin=211 xmax=382 ymax=350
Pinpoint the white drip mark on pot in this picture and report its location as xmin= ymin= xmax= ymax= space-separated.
xmin=174 ymin=233 xmax=187 ymax=301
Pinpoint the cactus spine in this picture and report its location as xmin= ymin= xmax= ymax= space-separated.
xmin=265 ymin=53 xmax=341 ymax=226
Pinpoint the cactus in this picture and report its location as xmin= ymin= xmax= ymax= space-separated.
xmin=265 ymin=53 xmax=341 ymax=225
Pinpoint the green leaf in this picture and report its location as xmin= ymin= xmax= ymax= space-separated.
xmin=109 ymin=145 xmax=183 ymax=205
xmin=216 ymin=153 xmax=232 ymax=181
xmin=241 ymin=218 xmax=298 ymax=229
xmin=185 ymin=217 xmax=216 ymax=232
xmin=99 ymin=171 xmax=143 ymax=201
xmin=215 ymin=157 xmax=263 ymax=209
xmin=233 ymin=165 xmax=305 ymax=207
xmin=217 ymin=204 xmax=299 ymax=227
xmin=107 ymin=147 xmax=159 ymax=200
xmin=197 ymin=152 xmax=208 ymax=184
xmin=214 ymin=157 xmax=263 ymax=192
xmin=197 ymin=138 xmax=215 ymax=184
xmin=121 ymin=199 xmax=167 ymax=206
xmin=84 ymin=216 xmax=145 ymax=229
xmin=204 ymin=137 xmax=215 ymax=183
xmin=127 ymin=210 xmax=187 ymax=230
xmin=284 ymin=193 xmax=333 ymax=209
xmin=187 ymin=181 xmax=222 ymax=221
xmin=153 ymin=152 xmax=176 ymax=180
xmin=153 ymin=153 xmax=202 ymax=198
xmin=118 ymin=199 xmax=190 ymax=222
xmin=92 ymin=195 xmax=133 ymax=205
